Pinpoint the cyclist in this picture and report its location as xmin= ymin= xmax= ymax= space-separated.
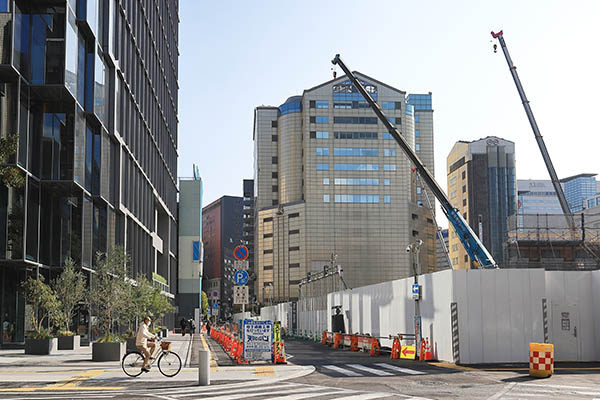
xmin=136 ymin=316 xmax=156 ymax=372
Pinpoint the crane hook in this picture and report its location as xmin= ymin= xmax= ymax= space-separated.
xmin=493 ymin=43 xmax=498 ymax=53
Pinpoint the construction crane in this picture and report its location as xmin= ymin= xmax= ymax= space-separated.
xmin=491 ymin=30 xmax=577 ymax=232
xmin=331 ymin=54 xmax=497 ymax=269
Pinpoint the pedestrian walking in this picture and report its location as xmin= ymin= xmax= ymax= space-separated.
xmin=180 ymin=317 xmax=187 ymax=336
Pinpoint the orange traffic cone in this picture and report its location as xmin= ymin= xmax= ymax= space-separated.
xmin=390 ymin=337 xmax=401 ymax=359
xmin=423 ymin=338 xmax=433 ymax=361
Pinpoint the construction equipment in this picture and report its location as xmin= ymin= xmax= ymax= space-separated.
xmin=491 ymin=30 xmax=576 ymax=232
xmin=331 ymin=54 xmax=497 ymax=269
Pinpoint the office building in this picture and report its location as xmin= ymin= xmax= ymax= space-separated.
xmin=0 ymin=0 xmax=179 ymax=347
xmin=561 ymin=174 xmax=597 ymax=213
xmin=253 ymin=72 xmax=436 ymax=303
xmin=436 ymin=228 xmax=451 ymax=271
xmin=242 ymin=179 xmax=256 ymax=306
xmin=202 ymin=196 xmax=242 ymax=320
xmin=177 ymin=169 xmax=203 ymax=320
xmin=446 ymin=136 xmax=517 ymax=269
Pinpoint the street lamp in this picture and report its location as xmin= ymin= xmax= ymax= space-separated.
xmin=406 ymin=239 xmax=423 ymax=349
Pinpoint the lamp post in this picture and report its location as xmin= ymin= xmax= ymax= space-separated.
xmin=407 ymin=239 xmax=423 ymax=349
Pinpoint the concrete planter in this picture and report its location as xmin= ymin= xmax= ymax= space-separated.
xmin=58 ymin=335 xmax=80 ymax=350
xmin=24 ymin=338 xmax=58 ymax=355
xmin=126 ymin=338 xmax=137 ymax=352
xmin=92 ymin=342 xmax=125 ymax=361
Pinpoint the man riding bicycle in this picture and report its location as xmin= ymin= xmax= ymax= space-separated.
xmin=136 ymin=316 xmax=156 ymax=372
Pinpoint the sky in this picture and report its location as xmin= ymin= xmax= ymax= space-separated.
xmin=178 ymin=0 xmax=600 ymax=221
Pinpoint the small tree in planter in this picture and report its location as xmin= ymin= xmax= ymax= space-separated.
xmin=22 ymin=275 xmax=61 ymax=354
xmin=123 ymin=275 xmax=155 ymax=350
xmin=149 ymin=278 xmax=175 ymax=336
xmin=89 ymin=246 xmax=132 ymax=361
xmin=52 ymin=258 xmax=86 ymax=350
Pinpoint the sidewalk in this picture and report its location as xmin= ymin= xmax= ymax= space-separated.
xmin=0 ymin=332 xmax=314 ymax=391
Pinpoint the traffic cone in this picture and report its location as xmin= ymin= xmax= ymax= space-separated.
xmin=322 ymin=331 xmax=327 ymax=345
xmin=424 ymin=338 xmax=433 ymax=361
xmin=390 ymin=337 xmax=401 ymax=359
xmin=333 ymin=333 xmax=341 ymax=349
xmin=370 ymin=337 xmax=380 ymax=356
xmin=350 ymin=335 xmax=359 ymax=351
xmin=274 ymin=341 xmax=287 ymax=364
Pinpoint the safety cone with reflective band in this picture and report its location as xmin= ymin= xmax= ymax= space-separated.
xmin=422 ymin=338 xmax=433 ymax=361
xmin=273 ymin=341 xmax=287 ymax=364
xmin=529 ymin=343 xmax=554 ymax=378
xmin=322 ymin=331 xmax=328 ymax=345
xmin=390 ymin=337 xmax=401 ymax=359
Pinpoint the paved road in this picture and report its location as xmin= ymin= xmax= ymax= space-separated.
xmin=284 ymin=338 xmax=600 ymax=399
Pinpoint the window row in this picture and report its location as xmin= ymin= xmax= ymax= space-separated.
xmin=323 ymin=194 xmax=392 ymax=203
xmin=315 ymin=147 xmax=396 ymax=157
xmin=322 ymin=178 xmax=391 ymax=186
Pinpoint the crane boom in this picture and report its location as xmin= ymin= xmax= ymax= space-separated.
xmin=331 ymin=54 xmax=497 ymax=269
xmin=491 ymin=30 xmax=576 ymax=231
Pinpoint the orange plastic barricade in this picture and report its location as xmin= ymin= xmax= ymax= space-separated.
xmin=390 ymin=337 xmax=401 ymax=359
xmin=322 ymin=331 xmax=327 ymax=345
xmin=333 ymin=333 xmax=341 ymax=349
xmin=529 ymin=343 xmax=554 ymax=378
xmin=230 ymin=340 xmax=238 ymax=358
xmin=350 ymin=335 xmax=359 ymax=351
xmin=370 ymin=337 xmax=380 ymax=356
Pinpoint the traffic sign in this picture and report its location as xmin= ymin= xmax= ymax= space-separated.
xmin=233 ymin=245 xmax=249 ymax=261
xmin=233 ymin=269 xmax=249 ymax=286
xmin=400 ymin=345 xmax=416 ymax=359
xmin=212 ymin=303 xmax=218 ymax=309
xmin=274 ymin=321 xmax=281 ymax=343
xmin=234 ymin=260 xmax=249 ymax=270
xmin=234 ymin=285 xmax=249 ymax=304
xmin=411 ymin=284 xmax=420 ymax=300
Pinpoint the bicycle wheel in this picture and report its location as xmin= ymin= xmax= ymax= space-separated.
xmin=158 ymin=351 xmax=182 ymax=377
xmin=122 ymin=351 xmax=145 ymax=377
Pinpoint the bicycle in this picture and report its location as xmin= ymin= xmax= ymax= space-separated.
xmin=122 ymin=337 xmax=182 ymax=377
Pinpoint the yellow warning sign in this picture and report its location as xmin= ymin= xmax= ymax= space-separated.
xmin=400 ymin=345 xmax=416 ymax=359
xmin=274 ymin=321 xmax=281 ymax=343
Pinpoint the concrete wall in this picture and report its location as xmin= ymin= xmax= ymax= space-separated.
xmin=593 ymin=270 xmax=600 ymax=360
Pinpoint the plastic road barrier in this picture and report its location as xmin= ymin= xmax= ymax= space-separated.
xmin=529 ymin=343 xmax=554 ymax=378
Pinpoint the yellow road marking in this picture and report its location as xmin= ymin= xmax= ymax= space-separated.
xmin=429 ymin=362 xmax=478 ymax=371
xmin=200 ymin=334 xmax=219 ymax=368
xmin=254 ymin=366 xmax=275 ymax=376
xmin=44 ymin=369 xmax=106 ymax=389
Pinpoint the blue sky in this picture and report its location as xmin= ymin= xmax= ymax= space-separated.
xmin=178 ymin=0 xmax=600 ymax=213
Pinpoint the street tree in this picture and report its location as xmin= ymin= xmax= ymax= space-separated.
xmin=52 ymin=258 xmax=86 ymax=335
xmin=22 ymin=275 xmax=61 ymax=338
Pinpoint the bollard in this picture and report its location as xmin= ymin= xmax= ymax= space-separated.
xmin=198 ymin=350 xmax=210 ymax=386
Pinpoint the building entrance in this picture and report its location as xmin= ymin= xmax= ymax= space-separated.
xmin=0 ymin=266 xmax=27 ymax=347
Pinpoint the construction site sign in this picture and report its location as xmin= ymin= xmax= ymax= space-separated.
xmin=400 ymin=345 xmax=416 ymax=359
xmin=274 ymin=321 xmax=281 ymax=343
xmin=243 ymin=320 xmax=273 ymax=361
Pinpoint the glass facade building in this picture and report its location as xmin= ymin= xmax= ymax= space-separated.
xmin=560 ymin=174 xmax=597 ymax=213
xmin=0 ymin=0 xmax=179 ymax=347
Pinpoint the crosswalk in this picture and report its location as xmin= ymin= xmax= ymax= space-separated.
xmin=320 ymin=363 xmax=426 ymax=378
xmin=489 ymin=382 xmax=600 ymax=399
xmin=133 ymin=381 xmax=428 ymax=399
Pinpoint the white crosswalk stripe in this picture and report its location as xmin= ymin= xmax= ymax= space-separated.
xmin=347 ymin=364 xmax=394 ymax=376
xmin=374 ymin=363 xmax=425 ymax=375
xmin=322 ymin=364 xmax=363 ymax=376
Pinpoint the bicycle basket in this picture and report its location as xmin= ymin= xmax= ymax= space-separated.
xmin=160 ymin=341 xmax=172 ymax=351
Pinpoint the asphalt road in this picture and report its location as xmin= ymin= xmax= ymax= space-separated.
xmin=284 ymin=337 xmax=600 ymax=399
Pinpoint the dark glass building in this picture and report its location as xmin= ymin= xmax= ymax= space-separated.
xmin=0 ymin=0 xmax=179 ymax=346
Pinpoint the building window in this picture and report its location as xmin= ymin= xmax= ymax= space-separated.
xmin=272 ymin=185 xmax=278 ymax=192
xmin=289 ymin=213 xmax=300 ymax=218
xmin=316 ymin=163 xmax=329 ymax=170
xmin=449 ymin=176 xmax=457 ymax=186
xmin=316 ymin=147 xmax=329 ymax=156
xmin=334 ymin=164 xmax=379 ymax=171
xmin=323 ymin=194 xmax=330 ymax=203
xmin=264 ymin=217 xmax=273 ymax=223
xmin=334 ymin=131 xmax=378 ymax=140
xmin=316 ymin=101 xmax=328 ymax=109
xmin=315 ymin=116 xmax=328 ymax=123
xmin=264 ymin=265 xmax=273 ymax=270
xmin=334 ymin=116 xmax=378 ymax=124
xmin=384 ymin=148 xmax=396 ymax=156
xmin=462 ymin=185 xmax=466 ymax=193
xmin=415 ymin=129 xmax=420 ymax=137
xmin=462 ymin=171 xmax=466 ymax=180
xmin=272 ymin=172 xmax=278 ymax=178
xmin=450 ymin=191 xmax=457 ymax=199
xmin=323 ymin=178 xmax=329 ymax=185
xmin=412 ymin=230 xmax=419 ymax=236
xmin=334 ymin=194 xmax=380 ymax=203
xmin=382 ymin=101 xmax=395 ymax=109
xmin=334 ymin=148 xmax=378 ymax=156
xmin=289 ymin=246 xmax=300 ymax=251
xmin=384 ymin=178 xmax=390 ymax=186
xmin=309 ymin=100 xmax=315 ymax=108
xmin=417 ymin=187 xmax=422 ymax=194
xmin=384 ymin=164 xmax=396 ymax=171
xmin=415 ymin=115 xmax=420 ymax=123
xmin=289 ymin=229 xmax=300 ymax=235
xmin=464 ymin=255 xmax=469 ymax=263
xmin=335 ymin=178 xmax=378 ymax=186
xmin=383 ymin=132 xmax=394 ymax=140
xmin=264 ymin=249 xmax=273 ymax=254
xmin=272 ymin=156 xmax=278 ymax=164
xmin=415 ymin=143 xmax=421 ymax=151
xmin=463 ymin=199 xmax=467 ymax=206
xmin=263 ymin=233 xmax=273 ymax=238
xmin=289 ymin=263 xmax=300 ymax=268
xmin=384 ymin=195 xmax=391 ymax=203
xmin=272 ymin=120 xmax=278 ymax=127
xmin=272 ymin=200 xmax=278 ymax=205
xmin=272 ymin=135 xmax=277 ymax=142
xmin=316 ymin=131 xmax=329 ymax=139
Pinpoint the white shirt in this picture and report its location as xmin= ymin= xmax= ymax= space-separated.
xmin=136 ymin=322 xmax=155 ymax=346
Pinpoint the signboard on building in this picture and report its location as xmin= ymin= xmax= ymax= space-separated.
xmin=234 ymin=260 xmax=249 ymax=270
xmin=233 ymin=285 xmax=249 ymax=305
xmin=243 ymin=320 xmax=273 ymax=361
